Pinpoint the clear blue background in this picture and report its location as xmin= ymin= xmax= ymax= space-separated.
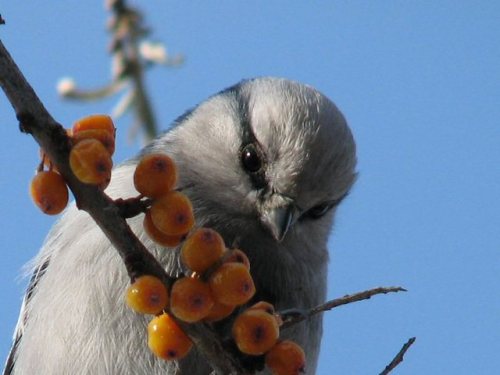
xmin=1 ymin=2 xmax=499 ymax=374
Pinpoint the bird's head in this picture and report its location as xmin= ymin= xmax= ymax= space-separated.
xmin=150 ymin=77 xmax=357 ymax=249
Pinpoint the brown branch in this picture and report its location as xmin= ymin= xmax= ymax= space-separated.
xmin=0 ymin=38 xmax=246 ymax=375
xmin=281 ymin=286 xmax=407 ymax=329
xmin=379 ymin=337 xmax=416 ymax=375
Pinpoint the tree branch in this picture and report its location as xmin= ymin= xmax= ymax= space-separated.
xmin=281 ymin=286 xmax=407 ymax=329
xmin=379 ymin=337 xmax=416 ymax=375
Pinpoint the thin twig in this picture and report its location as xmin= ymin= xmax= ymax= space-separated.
xmin=58 ymin=79 xmax=125 ymax=100
xmin=281 ymin=286 xmax=407 ymax=329
xmin=379 ymin=337 xmax=416 ymax=375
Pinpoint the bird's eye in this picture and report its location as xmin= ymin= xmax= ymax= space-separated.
xmin=241 ymin=143 xmax=262 ymax=173
xmin=303 ymin=193 xmax=349 ymax=220
xmin=305 ymin=202 xmax=333 ymax=219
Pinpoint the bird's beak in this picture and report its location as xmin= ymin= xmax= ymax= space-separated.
xmin=260 ymin=193 xmax=299 ymax=242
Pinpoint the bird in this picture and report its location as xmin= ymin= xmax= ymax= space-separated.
xmin=4 ymin=77 xmax=357 ymax=374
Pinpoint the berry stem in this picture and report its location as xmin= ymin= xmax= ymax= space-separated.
xmin=114 ymin=195 xmax=152 ymax=218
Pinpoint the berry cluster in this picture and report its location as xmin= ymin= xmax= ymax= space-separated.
xmin=30 ymin=115 xmax=115 ymax=215
xmin=29 ymin=115 xmax=306 ymax=374
xmin=129 ymin=153 xmax=306 ymax=374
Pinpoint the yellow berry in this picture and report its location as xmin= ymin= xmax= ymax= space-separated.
xmin=126 ymin=275 xmax=168 ymax=315
xmin=203 ymin=301 xmax=235 ymax=323
xmin=224 ymin=249 xmax=250 ymax=269
xmin=134 ymin=154 xmax=177 ymax=198
xmin=72 ymin=129 xmax=115 ymax=155
xmin=181 ymin=228 xmax=226 ymax=273
xmin=249 ymin=301 xmax=275 ymax=314
xmin=209 ymin=262 xmax=255 ymax=306
xmin=170 ymin=277 xmax=214 ymax=323
xmin=73 ymin=114 xmax=115 ymax=138
xmin=69 ymin=139 xmax=112 ymax=187
xmin=249 ymin=301 xmax=283 ymax=327
xmin=232 ymin=309 xmax=280 ymax=355
xmin=30 ymin=171 xmax=68 ymax=215
xmin=265 ymin=340 xmax=306 ymax=375
xmin=143 ymin=210 xmax=184 ymax=247
xmin=148 ymin=313 xmax=193 ymax=360
xmin=150 ymin=191 xmax=194 ymax=236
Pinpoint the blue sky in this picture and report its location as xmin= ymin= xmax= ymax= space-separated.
xmin=1 ymin=2 xmax=499 ymax=374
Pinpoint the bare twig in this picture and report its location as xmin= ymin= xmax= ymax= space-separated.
xmin=0 ymin=39 xmax=245 ymax=375
xmin=108 ymin=0 xmax=158 ymax=140
xmin=59 ymin=0 xmax=183 ymax=143
xmin=281 ymin=286 xmax=407 ymax=329
xmin=379 ymin=337 xmax=416 ymax=375
xmin=57 ymin=79 xmax=125 ymax=100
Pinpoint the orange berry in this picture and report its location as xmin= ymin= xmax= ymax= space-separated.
xmin=203 ymin=301 xmax=235 ymax=322
xmin=72 ymin=129 xmax=115 ymax=155
xmin=143 ymin=210 xmax=184 ymax=247
xmin=150 ymin=191 xmax=194 ymax=236
xmin=209 ymin=262 xmax=255 ymax=306
xmin=181 ymin=228 xmax=226 ymax=273
xmin=265 ymin=340 xmax=306 ymax=375
xmin=232 ymin=309 xmax=280 ymax=355
xmin=134 ymin=154 xmax=177 ymax=198
xmin=73 ymin=114 xmax=115 ymax=138
xmin=249 ymin=301 xmax=275 ymax=315
xmin=249 ymin=301 xmax=283 ymax=327
xmin=224 ymin=249 xmax=251 ymax=269
xmin=148 ymin=313 xmax=193 ymax=360
xmin=126 ymin=275 xmax=168 ymax=315
xmin=30 ymin=171 xmax=69 ymax=215
xmin=69 ymin=139 xmax=112 ymax=187
xmin=170 ymin=277 xmax=214 ymax=323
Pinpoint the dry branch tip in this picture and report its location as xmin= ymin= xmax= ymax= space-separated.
xmin=281 ymin=286 xmax=407 ymax=329
xmin=379 ymin=337 xmax=416 ymax=375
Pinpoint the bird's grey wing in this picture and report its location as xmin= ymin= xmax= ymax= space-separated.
xmin=3 ymin=258 xmax=50 ymax=375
